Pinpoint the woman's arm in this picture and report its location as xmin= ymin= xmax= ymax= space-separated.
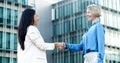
xmin=96 ymin=24 xmax=105 ymax=62
xmin=65 ymin=41 xmax=83 ymax=52
xmin=27 ymin=26 xmax=55 ymax=51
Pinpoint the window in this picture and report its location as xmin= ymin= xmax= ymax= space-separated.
xmin=14 ymin=0 xmax=18 ymax=3
xmin=6 ymin=33 xmax=10 ymax=49
xmin=14 ymin=34 xmax=17 ymax=50
xmin=52 ymin=9 xmax=55 ymax=20
xmin=70 ymin=19 xmax=75 ymax=32
xmin=59 ymin=23 xmax=62 ymax=35
xmin=22 ymin=0 xmax=27 ymax=5
xmin=64 ymin=52 xmax=69 ymax=63
xmin=82 ymin=16 xmax=87 ymax=29
xmin=13 ymin=58 xmax=17 ymax=63
xmin=64 ymin=21 xmax=70 ymax=34
xmin=70 ymin=3 xmax=73 ymax=14
xmin=67 ymin=21 xmax=70 ymax=33
xmin=0 ymin=7 xmax=3 ymax=23
xmin=56 ymin=24 xmax=59 ymax=35
xmin=75 ymin=1 xmax=78 ymax=13
xmin=70 ymin=19 xmax=73 ymax=32
xmin=70 ymin=53 xmax=74 ymax=63
xmin=2 ymin=57 xmax=9 ymax=63
xmin=58 ymin=7 xmax=60 ymax=18
xmin=7 ymin=8 xmax=11 ymax=25
xmin=75 ymin=17 xmax=82 ymax=30
xmin=73 ymin=1 xmax=76 ymax=14
xmin=56 ymin=8 xmax=59 ymax=19
xmin=58 ymin=6 xmax=63 ymax=18
xmin=8 ymin=0 xmax=12 ymax=2
xmin=0 ymin=32 xmax=2 ymax=48
xmin=53 ymin=24 xmax=56 ymax=36
xmin=78 ymin=0 xmax=82 ymax=12
xmin=14 ymin=10 xmax=18 ymax=26
xmin=0 ymin=57 xmax=1 ymax=63
xmin=68 ymin=4 xmax=70 ymax=15
xmin=64 ymin=4 xmax=69 ymax=16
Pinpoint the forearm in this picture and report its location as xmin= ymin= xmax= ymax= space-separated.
xmin=66 ymin=44 xmax=82 ymax=52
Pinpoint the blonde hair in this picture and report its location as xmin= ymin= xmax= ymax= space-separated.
xmin=87 ymin=4 xmax=101 ymax=17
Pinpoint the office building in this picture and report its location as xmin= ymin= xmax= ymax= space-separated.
xmin=0 ymin=0 xmax=33 ymax=63
xmin=100 ymin=0 xmax=120 ymax=62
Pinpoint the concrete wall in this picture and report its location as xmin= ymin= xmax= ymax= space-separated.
xmin=35 ymin=0 xmax=60 ymax=63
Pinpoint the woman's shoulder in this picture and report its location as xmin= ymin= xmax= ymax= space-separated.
xmin=96 ymin=23 xmax=104 ymax=28
xmin=28 ymin=25 xmax=37 ymax=30
xmin=95 ymin=22 xmax=104 ymax=31
xmin=28 ymin=25 xmax=36 ymax=28
xmin=27 ymin=25 xmax=39 ymax=33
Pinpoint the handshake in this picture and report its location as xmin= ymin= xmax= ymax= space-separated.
xmin=54 ymin=42 xmax=66 ymax=50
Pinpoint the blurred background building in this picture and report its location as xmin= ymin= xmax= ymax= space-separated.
xmin=52 ymin=0 xmax=120 ymax=63
xmin=0 ymin=0 xmax=34 ymax=63
xmin=100 ymin=0 xmax=120 ymax=62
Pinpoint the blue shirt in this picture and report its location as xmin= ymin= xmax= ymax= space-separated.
xmin=66 ymin=21 xmax=105 ymax=63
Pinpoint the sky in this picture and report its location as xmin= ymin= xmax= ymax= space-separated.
xmin=28 ymin=0 xmax=62 ymax=6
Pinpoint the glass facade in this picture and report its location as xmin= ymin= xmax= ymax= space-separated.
xmin=0 ymin=57 xmax=16 ymax=63
xmin=0 ymin=0 xmax=32 ymax=63
xmin=52 ymin=0 xmax=120 ymax=63
xmin=0 ymin=6 xmax=19 ymax=27
xmin=7 ymin=0 xmax=28 ymax=5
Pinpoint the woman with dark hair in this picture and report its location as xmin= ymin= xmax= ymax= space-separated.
xmin=17 ymin=8 xmax=63 ymax=63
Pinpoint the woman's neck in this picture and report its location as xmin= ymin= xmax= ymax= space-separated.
xmin=92 ymin=17 xmax=99 ymax=24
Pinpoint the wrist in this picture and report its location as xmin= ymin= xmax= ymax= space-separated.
xmin=54 ymin=42 xmax=58 ymax=48
xmin=65 ymin=44 xmax=67 ymax=49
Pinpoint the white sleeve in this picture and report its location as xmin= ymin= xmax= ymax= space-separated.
xmin=27 ymin=26 xmax=55 ymax=50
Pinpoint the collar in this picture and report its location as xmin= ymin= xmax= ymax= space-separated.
xmin=92 ymin=21 xmax=100 ymax=25
xmin=92 ymin=19 xmax=100 ymax=25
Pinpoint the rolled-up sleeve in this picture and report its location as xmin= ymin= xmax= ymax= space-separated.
xmin=27 ymin=26 xmax=55 ymax=51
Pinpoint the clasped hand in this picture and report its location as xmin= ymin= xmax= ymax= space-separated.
xmin=55 ymin=42 xmax=66 ymax=50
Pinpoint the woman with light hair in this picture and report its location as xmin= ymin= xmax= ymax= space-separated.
xmin=62 ymin=4 xmax=105 ymax=63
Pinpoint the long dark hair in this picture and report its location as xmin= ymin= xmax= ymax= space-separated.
xmin=18 ymin=8 xmax=35 ymax=50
